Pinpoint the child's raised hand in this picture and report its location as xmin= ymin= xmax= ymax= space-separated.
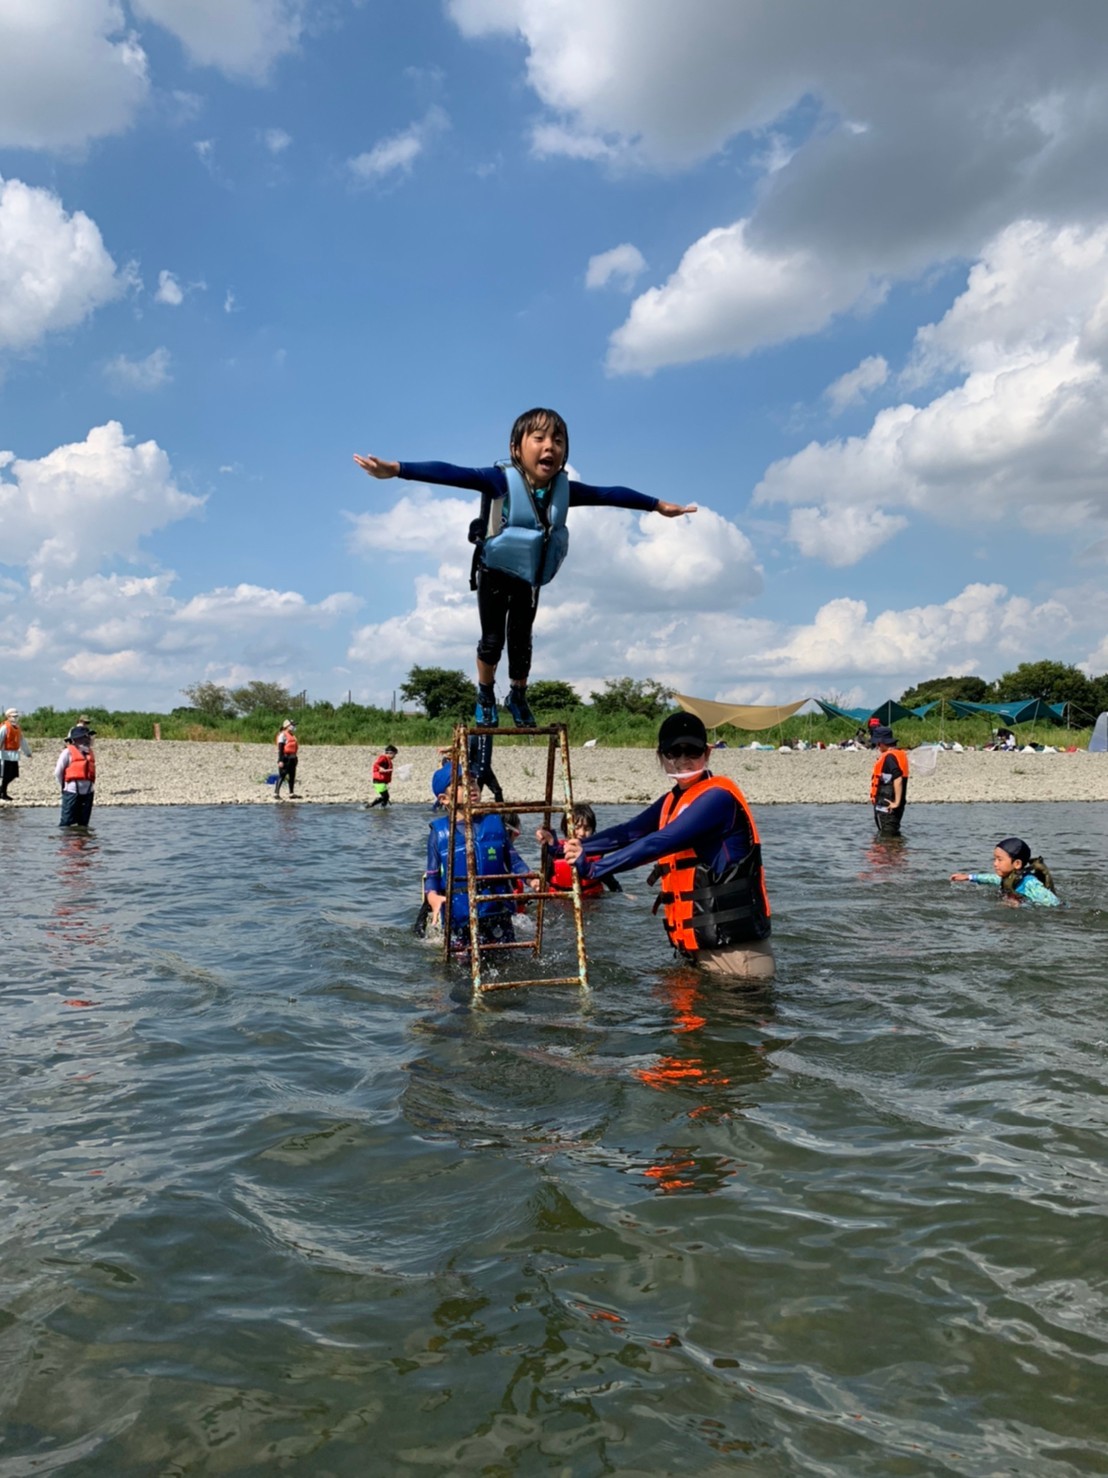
xmin=353 ymin=454 xmax=400 ymax=479
xmin=535 ymin=826 xmax=556 ymax=846
xmin=655 ymin=500 xmax=698 ymax=518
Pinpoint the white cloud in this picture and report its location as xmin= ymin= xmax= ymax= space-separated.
xmin=0 ymin=0 xmax=149 ymax=151
xmin=155 ymin=269 xmax=184 ymax=305
xmin=825 ymin=354 xmax=889 ymax=413
xmin=0 ymin=421 xmax=203 ymax=576
xmin=347 ymin=107 xmax=449 ymax=185
xmin=448 ymin=2 xmax=1108 ymax=371
xmin=0 ymin=176 xmax=125 ymax=352
xmin=606 ymin=219 xmax=880 ymax=375
xmin=785 ymin=506 xmax=908 ymax=567
xmin=130 ymin=0 xmax=305 ymax=81
xmin=347 ymin=495 xmax=763 ymax=692
xmin=175 ymin=585 xmax=360 ymax=628
xmin=585 ymin=243 xmax=646 ymax=291
xmin=104 ymin=346 xmax=173 ymax=391
xmin=756 ymin=221 xmax=1108 ymax=559
xmin=346 ymin=489 xmax=476 ymax=557
xmin=262 ymin=126 xmax=291 ymax=154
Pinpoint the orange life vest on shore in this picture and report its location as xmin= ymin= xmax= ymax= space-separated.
xmin=1 ymin=721 xmax=22 ymax=752
xmin=372 ymin=754 xmax=393 ymax=784
xmin=64 ymin=744 xmax=96 ymax=784
xmin=656 ymin=776 xmax=771 ymax=955
xmin=278 ymin=732 xmax=299 ymax=755
xmin=870 ymin=748 xmax=909 ymax=804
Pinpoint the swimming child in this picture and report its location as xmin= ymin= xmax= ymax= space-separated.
xmin=536 ymin=803 xmax=622 ymax=896
xmin=354 ymin=408 xmax=696 ymax=728
xmin=950 ymin=837 xmax=1061 ymax=906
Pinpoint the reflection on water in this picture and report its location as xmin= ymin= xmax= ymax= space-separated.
xmin=0 ymin=800 xmax=1105 ymax=1475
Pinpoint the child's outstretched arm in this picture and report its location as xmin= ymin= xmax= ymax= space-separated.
xmin=353 ymin=455 xmax=400 ymax=479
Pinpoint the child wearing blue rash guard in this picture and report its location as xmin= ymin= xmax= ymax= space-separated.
xmin=420 ymin=764 xmax=520 ymax=948
xmin=355 ymin=408 xmax=696 ymax=728
xmin=950 ymin=837 xmax=1061 ymax=906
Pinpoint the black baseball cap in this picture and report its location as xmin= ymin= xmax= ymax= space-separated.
xmin=657 ymin=712 xmax=708 ymax=751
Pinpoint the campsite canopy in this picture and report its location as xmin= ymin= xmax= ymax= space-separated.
xmin=674 ymin=695 xmax=809 ymax=732
xmin=815 ymin=699 xmax=938 ymax=724
xmin=947 ymin=699 xmax=1067 ymax=725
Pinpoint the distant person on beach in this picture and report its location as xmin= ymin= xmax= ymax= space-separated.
xmin=563 ymin=712 xmax=774 ymax=981
xmin=950 ymin=838 xmax=1061 ymax=906
xmin=369 ymin=744 xmax=397 ymax=807
xmin=870 ymin=725 xmax=909 ymax=835
xmin=536 ymin=803 xmax=622 ymax=896
xmin=55 ymin=723 xmax=96 ymax=827
xmin=354 ymin=408 xmax=696 ymax=730
xmin=0 ymin=708 xmax=32 ymax=801
xmin=418 ymin=763 xmax=519 ymax=949
xmin=274 ymin=720 xmax=299 ymax=799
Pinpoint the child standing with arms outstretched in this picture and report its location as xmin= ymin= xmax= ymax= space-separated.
xmin=950 ymin=837 xmax=1061 ymax=906
xmin=354 ymin=408 xmax=695 ymax=728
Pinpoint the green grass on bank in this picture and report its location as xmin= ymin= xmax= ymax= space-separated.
xmin=20 ymin=704 xmax=1095 ymax=751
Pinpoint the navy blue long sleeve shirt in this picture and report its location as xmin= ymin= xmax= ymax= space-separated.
xmin=398 ymin=461 xmax=659 ymax=515
xmin=576 ymin=780 xmax=753 ymax=882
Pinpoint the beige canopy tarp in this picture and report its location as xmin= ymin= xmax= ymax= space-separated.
xmin=674 ymin=694 xmax=810 ymax=732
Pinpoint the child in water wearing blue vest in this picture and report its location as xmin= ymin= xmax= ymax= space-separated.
xmin=354 ymin=409 xmax=696 ymax=728
xmin=419 ymin=763 xmax=523 ymax=949
xmin=950 ymin=837 xmax=1061 ymax=906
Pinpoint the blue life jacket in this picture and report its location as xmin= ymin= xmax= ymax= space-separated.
xmin=427 ymin=813 xmax=514 ymax=926
xmin=481 ymin=464 xmax=570 ymax=588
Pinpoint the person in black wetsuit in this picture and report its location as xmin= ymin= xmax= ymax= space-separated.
xmin=354 ymin=408 xmax=696 ymax=728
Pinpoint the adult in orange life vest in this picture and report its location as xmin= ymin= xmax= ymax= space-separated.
xmin=564 ymin=713 xmax=774 ymax=982
xmin=0 ymin=708 xmax=32 ymax=801
xmin=55 ymin=723 xmax=96 ymax=827
xmin=274 ymin=720 xmax=299 ymax=799
xmin=369 ymin=744 xmax=398 ymax=808
xmin=869 ymin=724 xmax=909 ymax=835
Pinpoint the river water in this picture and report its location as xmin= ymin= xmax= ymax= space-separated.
xmin=1 ymin=800 xmax=1105 ymax=1477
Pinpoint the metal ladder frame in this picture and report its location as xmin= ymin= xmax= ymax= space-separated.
xmin=441 ymin=721 xmax=589 ymax=994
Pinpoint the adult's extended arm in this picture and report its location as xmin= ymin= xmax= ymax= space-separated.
xmin=579 ymin=788 xmax=742 ymax=881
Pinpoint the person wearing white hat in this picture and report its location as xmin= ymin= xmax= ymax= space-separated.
xmin=0 ymin=708 xmax=32 ymax=801
xmin=274 ymin=719 xmax=299 ymax=799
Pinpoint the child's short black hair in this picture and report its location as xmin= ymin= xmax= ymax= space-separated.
xmin=563 ymin=803 xmax=596 ymax=837
xmin=510 ymin=408 xmax=569 ymax=465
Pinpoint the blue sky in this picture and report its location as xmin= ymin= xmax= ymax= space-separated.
xmin=2 ymin=0 xmax=1107 ymax=713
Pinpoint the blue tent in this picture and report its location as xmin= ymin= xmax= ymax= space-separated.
xmin=816 ymin=698 xmax=937 ymax=724
xmin=947 ymin=699 xmax=1067 ymax=725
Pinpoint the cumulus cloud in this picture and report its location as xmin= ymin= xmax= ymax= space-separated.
xmin=585 ymin=243 xmax=646 ymax=291
xmin=0 ymin=0 xmax=149 ymax=151
xmin=346 ymin=489 xmax=476 ymax=557
xmin=0 ymin=176 xmax=126 ymax=352
xmin=262 ymin=126 xmax=291 ymax=154
xmin=155 ymin=269 xmax=184 ymax=305
xmin=347 ymin=493 xmax=762 ymax=692
xmin=448 ymin=1 xmax=1108 ymax=369
xmin=606 ymin=220 xmax=880 ymax=375
xmin=785 ymin=506 xmax=908 ymax=567
xmin=104 ymin=346 xmax=173 ymax=391
xmin=757 ymin=220 xmax=1108 ymax=561
xmin=347 ymin=107 xmax=449 ymax=185
xmin=0 ymin=421 xmax=203 ymax=576
xmin=130 ymin=0 xmax=305 ymax=81
xmin=825 ymin=354 xmax=889 ymax=413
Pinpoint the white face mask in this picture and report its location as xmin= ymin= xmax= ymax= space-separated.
xmin=661 ymin=757 xmax=709 ymax=783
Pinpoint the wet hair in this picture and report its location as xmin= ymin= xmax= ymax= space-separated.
xmin=509 ymin=408 xmax=569 ymax=469
xmin=996 ymin=836 xmax=1056 ymax=896
xmin=503 ymin=811 xmax=521 ymax=834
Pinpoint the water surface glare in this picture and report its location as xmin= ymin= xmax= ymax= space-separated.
xmin=1 ymin=801 xmax=1105 ymax=1476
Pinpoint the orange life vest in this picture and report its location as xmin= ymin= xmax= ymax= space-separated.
xmin=372 ymin=754 xmax=393 ymax=784
xmin=1 ymin=721 xmax=22 ymax=752
xmin=64 ymin=743 xmax=96 ymax=784
xmin=870 ymin=748 xmax=909 ymax=804
xmin=656 ymin=776 xmax=771 ymax=955
xmin=278 ymin=731 xmax=299 ymax=755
